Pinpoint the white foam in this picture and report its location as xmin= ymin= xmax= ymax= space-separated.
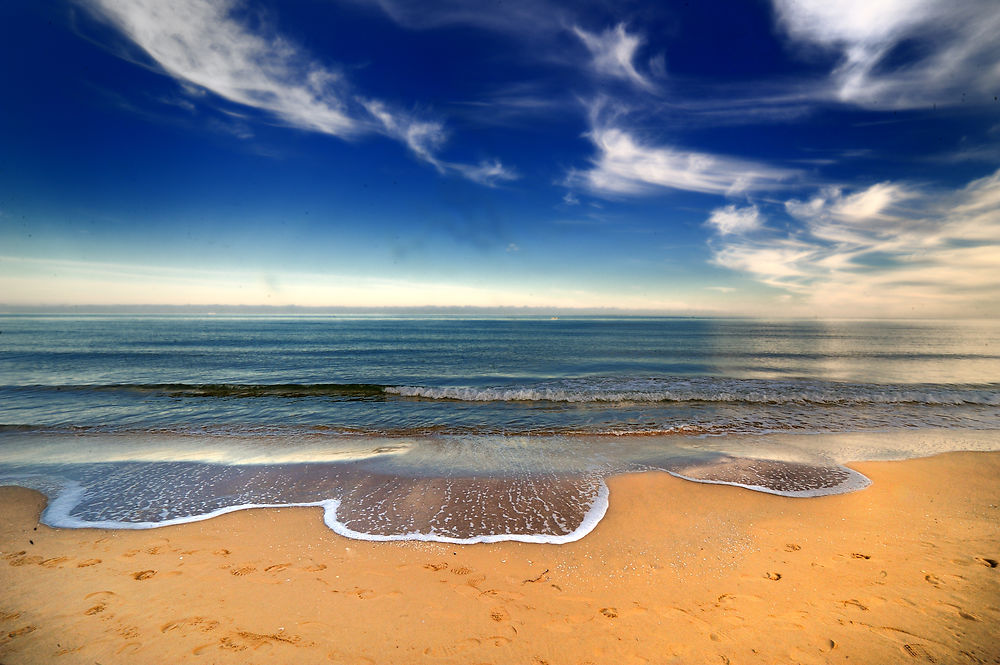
xmin=34 ymin=477 xmax=611 ymax=545
xmin=664 ymin=466 xmax=872 ymax=498
xmin=322 ymin=480 xmax=610 ymax=545
xmin=39 ymin=479 xmax=341 ymax=531
xmin=385 ymin=382 xmax=999 ymax=405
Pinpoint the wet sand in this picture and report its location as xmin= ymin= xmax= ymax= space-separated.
xmin=1 ymin=451 xmax=998 ymax=664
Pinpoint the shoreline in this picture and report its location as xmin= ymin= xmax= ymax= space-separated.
xmin=2 ymin=451 xmax=999 ymax=664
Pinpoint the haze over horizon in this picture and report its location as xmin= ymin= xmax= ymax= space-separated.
xmin=2 ymin=0 xmax=999 ymax=318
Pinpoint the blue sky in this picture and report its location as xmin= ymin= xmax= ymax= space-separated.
xmin=1 ymin=0 xmax=998 ymax=316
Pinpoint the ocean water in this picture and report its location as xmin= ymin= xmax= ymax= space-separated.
xmin=1 ymin=315 xmax=998 ymax=543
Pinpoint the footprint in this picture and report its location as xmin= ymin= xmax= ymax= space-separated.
xmin=841 ymin=599 xmax=868 ymax=611
xmin=974 ymin=556 xmax=998 ymax=568
xmin=40 ymin=557 xmax=70 ymax=568
xmin=84 ymin=604 xmax=107 ymax=616
xmin=600 ymin=607 xmax=618 ymax=618
xmin=851 ymin=553 xmax=871 ymax=560
xmin=118 ymin=625 xmax=140 ymax=639
xmin=264 ymin=563 xmax=291 ymax=573
xmin=237 ymin=629 xmax=302 ymax=646
xmin=85 ymin=590 xmax=116 ymax=600
xmin=490 ymin=608 xmax=509 ymax=622
xmin=6 ymin=625 xmax=37 ymax=639
xmin=77 ymin=559 xmax=102 ymax=568
xmin=219 ymin=636 xmax=248 ymax=652
xmin=902 ymin=643 xmax=937 ymax=662
xmin=303 ymin=563 xmax=327 ymax=572
xmin=451 ymin=566 xmax=472 ymax=576
xmin=422 ymin=637 xmax=481 ymax=658
xmin=230 ymin=566 xmax=256 ymax=577
xmin=214 ymin=549 xmax=231 ymax=556
xmin=764 ymin=572 xmax=782 ymax=581
xmin=784 ymin=544 xmax=801 ymax=552
xmin=424 ymin=563 xmax=448 ymax=572
xmin=161 ymin=617 xmax=219 ymax=634
xmin=132 ymin=570 xmax=157 ymax=581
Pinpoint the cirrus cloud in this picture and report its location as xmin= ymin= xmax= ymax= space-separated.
xmin=572 ymin=23 xmax=655 ymax=91
xmin=708 ymin=170 xmax=1000 ymax=316
xmin=772 ymin=0 xmax=1000 ymax=108
xmin=566 ymin=100 xmax=798 ymax=197
xmin=82 ymin=0 xmax=516 ymax=185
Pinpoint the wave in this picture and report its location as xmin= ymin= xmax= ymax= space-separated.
xmin=7 ymin=378 xmax=998 ymax=406
xmin=384 ymin=380 xmax=999 ymax=406
xmin=3 ymin=450 xmax=874 ymax=544
xmin=29 ymin=478 xmax=612 ymax=545
xmin=17 ymin=383 xmax=390 ymax=398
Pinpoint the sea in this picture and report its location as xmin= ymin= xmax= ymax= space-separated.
xmin=1 ymin=315 xmax=998 ymax=543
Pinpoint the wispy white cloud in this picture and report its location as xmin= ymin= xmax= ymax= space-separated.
xmin=361 ymin=99 xmax=517 ymax=186
xmin=88 ymin=0 xmax=360 ymax=134
xmin=566 ymin=100 xmax=798 ymax=197
xmin=448 ymin=159 xmax=520 ymax=187
xmin=83 ymin=0 xmax=515 ymax=184
xmin=707 ymin=169 xmax=1000 ymax=316
xmin=706 ymin=205 xmax=763 ymax=235
xmin=773 ymin=0 xmax=1000 ymax=108
xmin=572 ymin=23 xmax=654 ymax=91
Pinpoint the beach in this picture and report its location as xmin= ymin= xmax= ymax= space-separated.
xmin=2 ymin=451 xmax=997 ymax=665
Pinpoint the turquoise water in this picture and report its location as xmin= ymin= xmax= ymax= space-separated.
xmin=1 ymin=315 xmax=997 ymax=542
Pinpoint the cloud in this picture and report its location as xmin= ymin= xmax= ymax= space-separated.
xmin=360 ymin=98 xmax=447 ymax=164
xmin=772 ymin=0 xmax=1000 ymax=108
xmin=572 ymin=23 xmax=654 ymax=91
xmin=447 ymin=159 xmax=520 ymax=187
xmin=82 ymin=0 xmax=514 ymax=184
xmin=87 ymin=0 xmax=361 ymax=134
xmin=566 ymin=100 xmax=797 ymax=197
xmin=707 ymin=169 xmax=1000 ymax=316
xmin=706 ymin=205 xmax=763 ymax=235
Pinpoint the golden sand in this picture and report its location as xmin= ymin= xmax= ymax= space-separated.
xmin=1 ymin=452 xmax=998 ymax=664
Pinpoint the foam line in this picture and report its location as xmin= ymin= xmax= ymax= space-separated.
xmin=322 ymin=480 xmax=610 ymax=545
xmin=664 ymin=466 xmax=871 ymax=498
xmin=34 ymin=477 xmax=611 ymax=545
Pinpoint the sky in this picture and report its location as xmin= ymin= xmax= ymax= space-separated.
xmin=1 ymin=0 xmax=998 ymax=317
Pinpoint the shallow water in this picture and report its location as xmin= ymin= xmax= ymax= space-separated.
xmin=0 ymin=315 xmax=997 ymax=542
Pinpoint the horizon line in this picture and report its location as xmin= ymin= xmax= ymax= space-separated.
xmin=0 ymin=304 xmax=996 ymax=321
